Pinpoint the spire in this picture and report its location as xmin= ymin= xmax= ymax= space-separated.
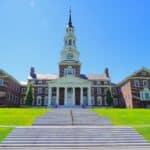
xmin=68 ymin=8 xmax=73 ymax=28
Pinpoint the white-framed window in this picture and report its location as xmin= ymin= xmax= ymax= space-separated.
xmin=37 ymin=88 xmax=42 ymax=94
xmin=97 ymin=96 xmax=103 ymax=105
xmin=44 ymin=96 xmax=48 ymax=105
xmin=37 ymin=96 xmax=42 ymax=105
xmin=104 ymin=81 xmax=108 ymax=85
xmin=112 ymin=88 xmax=117 ymax=94
xmin=134 ymin=80 xmax=140 ymax=87
xmin=64 ymin=66 xmax=75 ymax=75
xmin=104 ymin=88 xmax=107 ymax=94
xmin=143 ymin=80 xmax=149 ymax=88
xmin=97 ymin=81 xmax=101 ymax=85
xmin=31 ymin=80 xmax=35 ymax=84
xmin=113 ymin=98 xmax=119 ymax=105
xmin=38 ymin=80 xmax=43 ymax=85
xmin=140 ymin=88 xmax=150 ymax=101
xmin=21 ymin=88 xmax=26 ymax=94
xmin=45 ymin=81 xmax=49 ymax=85
xmin=97 ymin=88 xmax=101 ymax=94
xmin=45 ymin=88 xmax=48 ymax=94
xmin=0 ymin=79 xmax=4 ymax=86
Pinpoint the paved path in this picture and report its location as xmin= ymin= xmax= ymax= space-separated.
xmin=1 ymin=109 xmax=150 ymax=149
xmin=33 ymin=109 xmax=111 ymax=126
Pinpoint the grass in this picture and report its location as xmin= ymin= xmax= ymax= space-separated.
xmin=0 ymin=108 xmax=48 ymax=126
xmin=136 ymin=127 xmax=150 ymax=142
xmin=92 ymin=108 xmax=150 ymax=142
xmin=0 ymin=108 xmax=48 ymax=143
xmin=0 ymin=128 xmax=13 ymax=143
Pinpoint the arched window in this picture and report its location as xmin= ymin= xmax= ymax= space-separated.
xmin=68 ymin=39 xmax=72 ymax=45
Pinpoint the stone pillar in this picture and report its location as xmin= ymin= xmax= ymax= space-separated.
xmin=65 ymin=87 xmax=67 ymax=105
xmin=73 ymin=87 xmax=75 ymax=105
xmin=80 ymin=87 xmax=83 ymax=105
xmin=48 ymin=87 xmax=51 ymax=106
xmin=88 ymin=87 xmax=92 ymax=106
xmin=56 ymin=87 xmax=59 ymax=106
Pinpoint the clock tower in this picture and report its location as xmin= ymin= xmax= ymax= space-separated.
xmin=59 ymin=9 xmax=81 ymax=77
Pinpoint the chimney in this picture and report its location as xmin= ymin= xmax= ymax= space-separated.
xmin=104 ymin=67 xmax=110 ymax=78
xmin=30 ymin=67 xmax=37 ymax=79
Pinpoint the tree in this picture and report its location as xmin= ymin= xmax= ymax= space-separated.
xmin=106 ymin=88 xmax=113 ymax=106
xmin=24 ymin=82 xmax=34 ymax=106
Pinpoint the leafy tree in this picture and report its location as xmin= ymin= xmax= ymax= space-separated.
xmin=24 ymin=82 xmax=34 ymax=106
xmin=106 ymin=88 xmax=113 ymax=106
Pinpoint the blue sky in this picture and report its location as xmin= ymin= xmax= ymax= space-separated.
xmin=0 ymin=0 xmax=149 ymax=83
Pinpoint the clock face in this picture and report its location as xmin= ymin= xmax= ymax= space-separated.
xmin=67 ymin=53 xmax=73 ymax=60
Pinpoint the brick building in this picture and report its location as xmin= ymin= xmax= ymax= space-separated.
xmin=118 ymin=68 xmax=150 ymax=108
xmin=0 ymin=69 xmax=20 ymax=106
xmin=0 ymin=10 xmax=149 ymax=108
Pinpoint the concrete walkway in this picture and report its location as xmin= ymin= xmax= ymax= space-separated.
xmin=1 ymin=109 xmax=150 ymax=149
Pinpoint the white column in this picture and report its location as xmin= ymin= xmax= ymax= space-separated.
xmin=48 ymin=87 xmax=51 ymax=106
xmin=73 ymin=87 xmax=75 ymax=105
xmin=88 ymin=87 xmax=92 ymax=106
xmin=65 ymin=87 xmax=67 ymax=105
xmin=56 ymin=87 xmax=59 ymax=106
xmin=80 ymin=87 xmax=83 ymax=105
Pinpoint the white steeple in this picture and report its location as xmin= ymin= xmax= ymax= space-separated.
xmin=60 ymin=9 xmax=80 ymax=62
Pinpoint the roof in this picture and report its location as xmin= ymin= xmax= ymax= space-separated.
xmin=85 ymin=74 xmax=110 ymax=81
xmin=28 ymin=74 xmax=59 ymax=80
xmin=28 ymin=73 xmax=110 ymax=81
xmin=118 ymin=67 xmax=150 ymax=86
xmin=0 ymin=69 xmax=20 ymax=85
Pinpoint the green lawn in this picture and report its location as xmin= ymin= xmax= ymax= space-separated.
xmin=0 ymin=108 xmax=48 ymax=126
xmin=0 ymin=108 xmax=48 ymax=143
xmin=92 ymin=108 xmax=150 ymax=142
xmin=0 ymin=128 xmax=13 ymax=143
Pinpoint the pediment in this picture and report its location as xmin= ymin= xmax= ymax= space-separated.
xmin=50 ymin=75 xmax=90 ymax=84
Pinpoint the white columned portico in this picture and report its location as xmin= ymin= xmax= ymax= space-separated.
xmin=56 ymin=87 xmax=59 ymax=105
xmin=48 ymin=75 xmax=92 ymax=107
xmin=48 ymin=86 xmax=51 ymax=106
xmin=80 ymin=87 xmax=83 ymax=105
xmin=88 ymin=87 xmax=92 ymax=106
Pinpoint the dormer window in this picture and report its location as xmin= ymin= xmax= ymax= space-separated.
xmin=143 ymin=80 xmax=148 ymax=88
xmin=134 ymin=80 xmax=140 ymax=87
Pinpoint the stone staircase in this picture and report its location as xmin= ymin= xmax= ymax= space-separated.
xmin=1 ymin=126 xmax=150 ymax=149
xmin=33 ymin=109 xmax=72 ymax=125
xmin=33 ymin=109 xmax=111 ymax=126
xmin=1 ymin=109 xmax=150 ymax=149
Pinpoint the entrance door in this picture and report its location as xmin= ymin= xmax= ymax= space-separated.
xmin=66 ymin=88 xmax=73 ymax=106
xmin=75 ymin=88 xmax=80 ymax=105
xmin=59 ymin=88 xmax=64 ymax=105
